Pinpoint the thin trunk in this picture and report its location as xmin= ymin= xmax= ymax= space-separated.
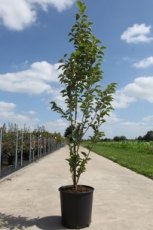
xmin=73 ymin=143 xmax=77 ymax=190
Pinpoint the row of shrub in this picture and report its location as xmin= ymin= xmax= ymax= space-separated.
xmin=1 ymin=123 xmax=64 ymax=166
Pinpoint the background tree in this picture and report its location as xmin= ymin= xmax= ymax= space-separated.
xmin=64 ymin=125 xmax=75 ymax=142
xmin=113 ymin=136 xmax=127 ymax=141
xmin=137 ymin=136 xmax=143 ymax=141
xmin=143 ymin=131 xmax=153 ymax=141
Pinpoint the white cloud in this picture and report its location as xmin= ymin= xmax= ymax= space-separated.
xmin=124 ymin=76 xmax=153 ymax=103
xmin=0 ymin=101 xmax=39 ymax=127
xmin=0 ymin=0 xmax=36 ymax=31
xmin=113 ymin=76 xmax=153 ymax=109
xmin=0 ymin=101 xmax=16 ymax=111
xmin=143 ymin=115 xmax=153 ymax=122
xmin=101 ymin=112 xmax=153 ymax=139
xmin=112 ymin=91 xmax=136 ymax=109
xmin=121 ymin=24 xmax=153 ymax=44
xmin=44 ymin=119 xmax=67 ymax=134
xmin=105 ymin=112 xmax=123 ymax=124
xmin=29 ymin=0 xmax=75 ymax=12
xmin=133 ymin=56 xmax=153 ymax=68
xmin=27 ymin=110 xmax=37 ymax=115
xmin=104 ymin=121 xmax=149 ymax=139
xmin=0 ymin=0 xmax=75 ymax=31
xmin=0 ymin=61 xmax=61 ymax=95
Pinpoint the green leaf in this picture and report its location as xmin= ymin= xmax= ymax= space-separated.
xmin=77 ymin=1 xmax=87 ymax=14
xmin=81 ymin=151 xmax=87 ymax=157
xmin=76 ymin=13 xmax=80 ymax=20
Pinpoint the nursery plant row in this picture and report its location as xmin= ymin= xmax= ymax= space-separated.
xmin=0 ymin=124 xmax=64 ymax=178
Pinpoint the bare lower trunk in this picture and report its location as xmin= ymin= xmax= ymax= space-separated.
xmin=73 ymin=143 xmax=77 ymax=190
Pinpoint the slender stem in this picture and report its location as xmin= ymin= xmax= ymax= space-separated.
xmin=83 ymin=111 xmax=98 ymax=137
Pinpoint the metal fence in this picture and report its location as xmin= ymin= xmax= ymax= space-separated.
xmin=0 ymin=128 xmax=64 ymax=179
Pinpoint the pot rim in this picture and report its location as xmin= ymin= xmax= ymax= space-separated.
xmin=58 ymin=185 xmax=94 ymax=193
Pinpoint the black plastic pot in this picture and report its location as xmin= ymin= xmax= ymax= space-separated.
xmin=59 ymin=185 xmax=94 ymax=229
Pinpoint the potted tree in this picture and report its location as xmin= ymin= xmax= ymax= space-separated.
xmin=51 ymin=0 xmax=116 ymax=228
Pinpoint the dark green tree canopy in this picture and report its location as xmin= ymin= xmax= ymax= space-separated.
xmin=64 ymin=125 xmax=75 ymax=141
xmin=143 ymin=131 xmax=153 ymax=141
xmin=113 ymin=136 xmax=127 ymax=141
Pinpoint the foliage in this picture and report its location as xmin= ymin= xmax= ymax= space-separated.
xmin=51 ymin=1 xmax=116 ymax=189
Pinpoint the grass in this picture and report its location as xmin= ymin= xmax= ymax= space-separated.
xmin=83 ymin=141 xmax=153 ymax=179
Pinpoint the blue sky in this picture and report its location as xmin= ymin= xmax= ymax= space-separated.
xmin=1 ymin=0 xmax=153 ymax=138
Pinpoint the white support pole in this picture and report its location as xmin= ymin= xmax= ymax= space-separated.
xmin=32 ymin=135 xmax=35 ymax=161
xmin=51 ymin=138 xmax=53 ymax=152
xmin=29 ymin=132 xmax=32 ymax=162
xmin=37 ymin=136 xmax=40 ymax=158
xmin=0 ymin=128 xmax=3 ymax=176
xmin=39 ymin=134 xmax=43 ymax=157
xmin=48 ymin=138 xmax=50 ymax=153
xmin=49 ymin=137 xmax=52 ymax=153
xmin=44 ymin=138 xmax=46 ymax=154
xmin=15 ymin=130 xmax=18 ymax=169
xmin=32 ymin=149 xmax=35 ymax=161
xmin=53 ymin=138 xmax=55 ymax=151
xmin=44 ymin=138 xmax=47 ymax=154
xmin=21 ymin=131 xmax=23 ymax=167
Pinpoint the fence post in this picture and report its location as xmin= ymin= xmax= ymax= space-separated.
xmin=32 ymin=135 xmax=35 ymax=161
xmin=0 ymin=128 xmax=2 ymax=176
xmin=21 ymin=131 xmax=23 ymax=167
xmin=49 ymin=138 xmax=52 ymax=152
xmin=48 ymin=138 xmax=50 ymax=153
xmin=40 ymin=134 xmax=42 ymax=157
xmin=29 ymin=132 xmax=32 ymax=162
xmin=15 ymin=130 xmax=18 ymax=169
xmin=37 ymin=136 xmax=40 ymax=158
xmin=44 ymin=138 xmax=47 ymax=154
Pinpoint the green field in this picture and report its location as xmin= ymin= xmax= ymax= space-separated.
xmin=83 ymin=141 xmax=153 ymax=179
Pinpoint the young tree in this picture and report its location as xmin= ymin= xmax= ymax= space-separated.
xmin=51 ymin=0 xmax=116 ymax=190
